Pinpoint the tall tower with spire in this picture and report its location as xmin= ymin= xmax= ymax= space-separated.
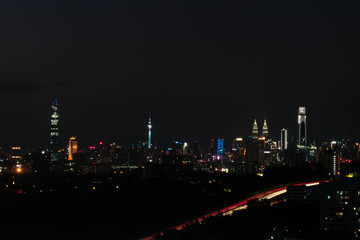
xmin=252 ymin=119 xmax=258 ymax=140
xmin=50 ymin=100 xmax=60 ymax=162
xmin=298 ymin=106 xmax=307 ymax=147
xmin=262 ymin=119 xmax=268 ymax=138
xmin=147 ymin=112 xmax=152 ymax=149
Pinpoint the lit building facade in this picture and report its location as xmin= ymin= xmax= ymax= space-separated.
xmin=252 ymin=119 xmax=258 ymax=140
xmin=321 ymin=142 xmax=341 ymax=176
xmin=50 ymin=100 xmax=60 ymax=162
xmin=11 ymin=146 xmax=21 ymax=160
xmin=68 ymin=136 xmax=78 ymax=161
xmin=11 ymin=146 xmax=23 ymax=173
xmin=262 ymin=119 xmax=268 ymax=138
xmin=232 ymin=138 xmax=245 ymax=166
xmin=217 ymin=139 xmax=224 ymax=160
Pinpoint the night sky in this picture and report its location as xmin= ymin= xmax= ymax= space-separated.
xmin=0 ymin=1 xmax=359 ymax=148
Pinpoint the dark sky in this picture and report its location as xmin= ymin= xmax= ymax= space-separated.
xmin=0 ymin=1 xmax=359 ymax=148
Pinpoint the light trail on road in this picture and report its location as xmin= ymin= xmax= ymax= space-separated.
xmin=140 ymin=180 xmax=326 ymax=240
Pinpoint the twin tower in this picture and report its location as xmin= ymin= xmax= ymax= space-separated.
xmin=250 ymin=106 xmax=307 ymax=149
xmin=251 ymin=119 xmax=268 ymax=139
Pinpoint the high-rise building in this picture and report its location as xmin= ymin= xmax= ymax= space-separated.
xmin=232 ymin=138 xmax=244 ymax=163
xmin=262 ymin=119 xmax=268 ymax=138
xmin=217 ymin=139 xmax=224 ymax=160
xmin=147 ymin=112 xmax=152 ymax=149
xmin=232 ymin=138 xmax=244 ymax=152
xmin=298 ymin=106 xmax=307 ymax=147
xmin=321 ymin=142 xmax=341 ymax=176
xmin=50 ymin=100 xmax=60 ymax=162
xmin=68 ymin=136 xmax=78 ymax=161
xmin=258 ymin=136 xmax=265 ymax=165
xmin=330 ymin=141 xmax=341 ymax=176
xmin=280 ymin=128 xmax=288 ymax=151
xmin=246 ymin=136 xmax=259 ymax=163
xmin=319 ymin=178 xmax=360 ymax=234
xmin=252 ymin=119 xmax=258 ymax=140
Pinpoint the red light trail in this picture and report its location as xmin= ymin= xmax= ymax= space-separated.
xmin=140 ymin=180 xmax=328 ymax=240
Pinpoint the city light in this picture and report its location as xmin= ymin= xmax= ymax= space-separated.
xmin=141 ymin=181 xmax=324 ymax=240
xmin=0 ymin=97 xmax=357 ymax=240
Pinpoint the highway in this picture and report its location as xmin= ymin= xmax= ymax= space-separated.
xmin=140 ymin=180 xmax=326 ymax=240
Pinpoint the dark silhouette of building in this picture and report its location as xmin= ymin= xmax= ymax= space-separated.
xmin=319 ymin=178 xmax=360 ymax=236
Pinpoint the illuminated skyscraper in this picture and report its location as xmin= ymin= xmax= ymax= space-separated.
xmin=147 ymin=112 xmax=152 ymax=149
xmin=280 ymin=128 xmax=288 ymax=151
xmin=217 ymin=139 xmax=224 ymax=160
xmin=298 ymin=107 xmax=307 ymax=147
xmin=68 ymin=136 xmax=78 ymax=161
xmin=328 ymin=142 xmax=341 ymax=176
xmin=252 ymin=119 xmax=258 ymax=140
xmin=262 ymin=119 xmax=268 ymax=138
xmin=50 ymin=100 xmax=60 ymax=162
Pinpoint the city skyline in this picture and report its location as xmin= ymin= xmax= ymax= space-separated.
xmin=0 ymin=100 xmax=357 ymax=149
xmin=0 ymin=1 xmax=359 ymax=147
xmin=0 ymin=2 xmax=358 ymax=240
